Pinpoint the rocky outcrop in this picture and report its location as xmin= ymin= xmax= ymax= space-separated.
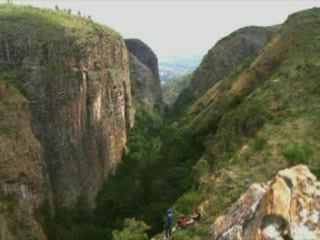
xmin=212 ymin=165 xmax=320 ymax=240
xmin=175 ymin=26 xmax=277 ymax=109
xmin=0 ymin=80 xmax=49 ymax=240
xmin=125 ymin=39 xmax=162 ymax=109
xmin=0 ymin=3 xmax=133 ymax=227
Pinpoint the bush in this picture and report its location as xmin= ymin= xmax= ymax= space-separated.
xmin=112 ymin=218 xmax=150 ymax=240
xmin=282 ymin=143 xmax=314 ymax=165
xmin=175 ymin=191 xmax=200 ymax=215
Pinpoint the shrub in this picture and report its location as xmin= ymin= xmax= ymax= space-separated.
xmin=112 ymin=218 xmax=150 ymax=240
xmin=282 ymin=143 xmax=314 ymax=165
xmin=174 ymin=191 xmax=200 ymax=215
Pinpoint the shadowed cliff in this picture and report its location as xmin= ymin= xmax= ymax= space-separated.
xmin=125 ymin=39 xmax=162 ymax=109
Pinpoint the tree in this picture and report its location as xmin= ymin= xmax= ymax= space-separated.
xmin=54 ymin=5 xmax=60 ymax=11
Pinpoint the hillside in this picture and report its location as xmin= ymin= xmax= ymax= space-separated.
xmin=162 ymin=73 xmax=192 ymax=106
xmin=166 ymin=7 xmax=320 ymax=239
xmin=175 ymin=26 xmax=278 ymax=112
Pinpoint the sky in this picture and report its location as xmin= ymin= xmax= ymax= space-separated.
xmin=5 ymin=0 xmax=320 ymax=61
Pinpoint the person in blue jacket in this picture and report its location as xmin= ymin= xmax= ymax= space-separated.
xmin=165 ymin=208 xmax=173 ymax=239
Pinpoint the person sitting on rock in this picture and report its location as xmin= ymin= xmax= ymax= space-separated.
xmin=192 ymin=209 xmax=202 ymax=222
xmin=185 ymin=209 xmax=202 ymax=226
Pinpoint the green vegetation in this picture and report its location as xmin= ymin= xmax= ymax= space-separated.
xmin=282 ymin=143 xmax=314 ymax=165
xmin=95 ymin=107 xmax=204 ymax=237
xmin=162 ymin=73 xmax=192 ymax=106
xmin=112 ymin=218 xmax=150 ymax=240
xmin=0 ymin=4 xmax=119 ymax=40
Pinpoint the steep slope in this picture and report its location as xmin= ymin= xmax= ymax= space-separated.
xmin=0 ymin=4 xmax=135 ymax=238
xmin=175 ymin=26 xmax=277 ymax=111
xmin=162 ymin=8 xmax=320 ymax=240
xmin=185 ymin=8 xmax=320 ymax=162
xmin=125 ymin=39 xmax=162 ymax=109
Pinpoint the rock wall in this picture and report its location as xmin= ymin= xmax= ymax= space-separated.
xmin=0 ymin=5 xmax=133 ymax=211
xmin=212 ymin=165 xmax=320 ymax=240
xmin=125 ymin=39 xmax=162 ymax=109
xmin=0 ymin=80 xmax=49 ymax=240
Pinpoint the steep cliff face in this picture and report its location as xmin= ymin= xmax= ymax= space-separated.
xmin=125 ymin=39 xmax=162 ymax=109
xmin=175 ymin=26 xmax=277 ymax=110
xmin=212 ymin=165 xmax=320 ymax=240
xmin=0 ymin=80 xmax=49 ymax=240
xmin=0 ymin=4 xmax=133 ymax=212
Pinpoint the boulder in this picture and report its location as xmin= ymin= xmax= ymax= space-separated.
xmin=212 ymin=165 xmax=320 ymax=240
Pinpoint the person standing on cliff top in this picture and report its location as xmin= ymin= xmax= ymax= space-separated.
xmin=165 ymin=209 xmax=173 ymax=239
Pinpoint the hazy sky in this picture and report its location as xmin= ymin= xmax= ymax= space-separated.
xmin=6 ymin=0 xmax=320 ymax=61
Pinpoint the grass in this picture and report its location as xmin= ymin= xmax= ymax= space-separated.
xmin=0 ymin=4 xmax=123 ymax=78
xmin=0 ymin=4 xmax=119 ymax=39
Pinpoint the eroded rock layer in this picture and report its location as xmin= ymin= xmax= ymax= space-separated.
xmin=212 ymin=165 xmax=320 ymax=240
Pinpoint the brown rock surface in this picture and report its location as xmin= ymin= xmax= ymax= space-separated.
xmin=212 ymin=165 xmax=320 ymax=240
xmin=0 ymin=80 xmax=49 ymax=240
xmin=0 ymin=5 xmax=134 ymax=208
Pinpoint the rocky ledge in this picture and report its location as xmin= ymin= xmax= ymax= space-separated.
xmin=212 ymin=165 xmax=320 ymax=240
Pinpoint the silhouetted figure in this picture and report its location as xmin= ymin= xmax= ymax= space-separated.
xmin=165 ymin=209 xmax=173 ymax=239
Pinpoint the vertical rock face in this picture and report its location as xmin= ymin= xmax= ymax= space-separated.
xmin=212 ymin=165 xmax=320 ymax=240
xmin=0 ymin=80 xmax=49 ymax=240
xmin=125 ymin=39 xmax=162 ymax=109
xmin=0 ymin=4 xmax=133 ymax=212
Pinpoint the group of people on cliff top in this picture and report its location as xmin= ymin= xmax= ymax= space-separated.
xmin=165 ymin=208 xmax=202 ymax=239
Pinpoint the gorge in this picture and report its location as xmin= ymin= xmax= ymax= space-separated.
xmin=1 ymin=4 xmax=320 ymax=240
